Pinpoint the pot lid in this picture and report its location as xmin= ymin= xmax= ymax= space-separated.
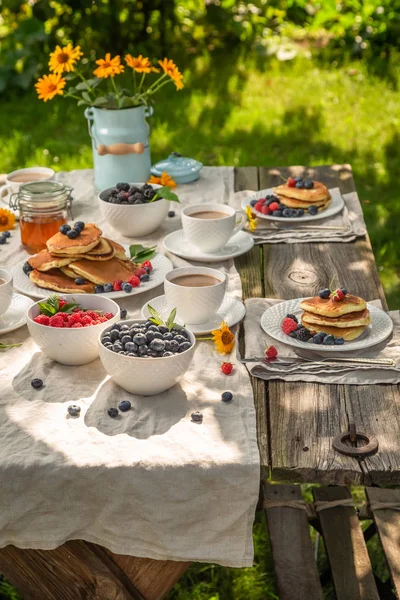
xmin=151 ymin=152 xmax=203 ymax=178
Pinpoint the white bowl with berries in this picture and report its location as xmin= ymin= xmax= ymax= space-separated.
xmin=98 ymin=182 xmax=171 ymax=237
xmin=27 ymin=294 xmax=120 ymax=365
xmin=98 ymin=314 xmax=196 ymax=396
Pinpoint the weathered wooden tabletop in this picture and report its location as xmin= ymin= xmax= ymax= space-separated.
xmin=235 ymin=164 xmax=400 ymax=487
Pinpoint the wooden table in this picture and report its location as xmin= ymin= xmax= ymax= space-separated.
xmin=0 ymin=165 xmax=397 ymax=599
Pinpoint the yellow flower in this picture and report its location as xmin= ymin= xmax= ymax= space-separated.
xmin=211 ymin=321 xmax=235 ymax=355
xmin=148 ymin=171 xmax=177 ymax=189
xmin=0 ymin=208 xmax=16 ymax=232
xmin=245 ymin=205 xmax=257 ymax=232
xmin=35 ymin=73 xmax=66 ymax=102
xmin=48 ymin=44 xmax=83 ymax=74
xmin=158 ymin=58 xmax=184 ymax=90
xmin=125 ymin=54 xmax=159 ymax=73
xmin=93 ymin=53 xmax=124 ymax=78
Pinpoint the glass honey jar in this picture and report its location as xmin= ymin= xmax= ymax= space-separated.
xmin=10 ymin=181 xmax=73 ymax=254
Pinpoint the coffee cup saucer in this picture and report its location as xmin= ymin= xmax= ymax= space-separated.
xmin=0 ymin=293 xmax=35 ymax=335
xmin=163 ymin=229 xmax=254 ymax=262
xmin=141 ymin=294 xmax=246 ymax=335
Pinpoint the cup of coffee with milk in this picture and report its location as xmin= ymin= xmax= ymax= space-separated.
xmin=1 ymin=167 xmax=54 ymax=206
xmin=165 ymin=267 xmax=226 ymax=325
xmin=0 ymin=269 xmax=13 ymax=318
xmin=182 ymin=203 xmax=244 ymax=253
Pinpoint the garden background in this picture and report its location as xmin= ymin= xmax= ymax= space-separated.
xmin=0 ymin=1 xmax=399 ymax=598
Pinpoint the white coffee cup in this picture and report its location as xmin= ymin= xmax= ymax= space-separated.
xmin=0 ymin=269 xmax=13 ymax=317
xmin=1 ymin=167 xmax=55 ymax=206
xmin=182 ymin=203 xmax=245 ymax=253
xmin=164 ymin=267 xmax=226 ymax=325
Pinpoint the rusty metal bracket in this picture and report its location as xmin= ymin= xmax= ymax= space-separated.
xmin=333 ymin=422 xmax=379 ymax=458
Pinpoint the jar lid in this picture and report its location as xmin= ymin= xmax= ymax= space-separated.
xmin=10 ymin=181 xmax=72 ymax=212
xmin=151 ymin=152 xmax=203 ymax=184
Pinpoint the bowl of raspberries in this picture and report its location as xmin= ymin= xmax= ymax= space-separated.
xmin=99 ymin=182 xmax=168 ymax=237
xmin=27 ymin=293 xmax=120 ymax=365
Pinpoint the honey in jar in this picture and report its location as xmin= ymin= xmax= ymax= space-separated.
xmin=10 ymin=181 xmax=73 ymax=254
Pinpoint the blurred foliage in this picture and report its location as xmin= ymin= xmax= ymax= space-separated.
xmin=1 ymin=0 xmax=400 ymax=92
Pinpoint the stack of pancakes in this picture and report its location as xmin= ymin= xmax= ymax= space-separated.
xmin=273 ymin=181 xmax=331 ymax=212
xmin=299 ymin=294 xmax=371 ymax=341
xmin=28 ymin=223 xmax=139 ymax=293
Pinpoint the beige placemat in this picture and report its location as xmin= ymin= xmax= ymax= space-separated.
xmin=0 ymin=168 xmax=259 ymax=567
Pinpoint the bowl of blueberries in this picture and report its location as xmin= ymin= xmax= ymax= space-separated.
xmin=98 ymin=182 xmax=168 ymax=237
xmin=98 ymin=319 xmax=196 ymax=396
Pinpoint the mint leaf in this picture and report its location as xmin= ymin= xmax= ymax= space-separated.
xmin=166 ymin=308 xmax=177 ymax=331
xmin=130 ymin=244 xmax=157 ymax=263
xmin=150 ymin=186 xmax=179 ymax=203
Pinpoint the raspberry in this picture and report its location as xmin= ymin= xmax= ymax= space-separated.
xmin=269 ymin=202 xmax=279 ymax=212
xmin=221 ymin=362 xmax=233 ymax=375
xmin=265 ymin=345 xmax=278 ymax=359
xmin=85 ymin=311 xmax=99 ymax=320
xmin=261 ymin=205 xmax=270 ymax=215
xmin=71 ymin=322 xmax=83 ymax=328
xmin=141 ymin=260 xmax=153 ymax=271
xmin=69 ymin=312 xmax=83 ymax=324
xmin=281 ymin=317 xmax=298 ymax=335
xmin=287 ymin=177 xmax=296 ymax=187
xmin=34 ymin=315 xmax=50 ymax=325
xmin=113 ymin=279 xmax=123 ymax=291
xmin=58 ymin=299 xmax=67 ymax=307
xmin=104 ymin=312 xmax=113 ymax=320
xmin=81 ymin=315 xmax=93 ymax=325
xmin=136 ymin=268 xmax=147 ymax=277
xmin=60 ymin=312 xmax=69 ymax=322
xmin=254 ymin=201 xmax=264 ymax=213
xmin=129 ymin=275 xmax=140 ymax=288
xmin=49 ymin=315 xmax=64 ymax=328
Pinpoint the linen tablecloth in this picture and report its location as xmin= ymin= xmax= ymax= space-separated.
xmin=0 ymin=167 xmax=260 ymax=567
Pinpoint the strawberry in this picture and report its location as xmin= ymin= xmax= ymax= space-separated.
xmin=129 ymin=275 xmax=140 ymax=288
xmin=287 ymin=177 xmax=296 ymax=187
xmin=261 ymin=205 xmax=270 ymax=215
xmin=281 ymin=317 xmax=298 ymax=335
xmin=265 ymin=345 xmax=278 ymax=359
xmin=331 ymin=288 xmax=345 ymax=302
xmin=141 ymin=260 xmax=153 ymax=272
xmin=221 ymin=362 xmax=233 ymax=375
xmin=113 ymin=279 xmax=123 ymax=291
xmin=269 ymin=201 xmax=279 ymax=212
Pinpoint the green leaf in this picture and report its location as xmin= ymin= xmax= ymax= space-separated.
xmin=81 ymin=91 xmax=92 ymax=103
xmin=64 ymin=73 xmax=78 ymax=81
xmin=146 ymin=304 xmax=165 ymax=326
xmin=0 ymin=342 xmax=22 ymax=350
xmin=93 ymin=96 xmax=108 ymax=107
xmin=77 ymin=99 xmax=88 ymax=107
xmin=166 ymin=308 xmax=177 ymax=331
xmin=129 ymin=244 xmax=157 ymax=263
xmin=150 ymin=186 xmax=180 ymax=203
xmin=75 ymin=81 xmax=90 ymax=91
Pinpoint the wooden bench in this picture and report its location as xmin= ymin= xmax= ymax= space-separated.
xmin=263 ymin=482 xmax=400 ymax=600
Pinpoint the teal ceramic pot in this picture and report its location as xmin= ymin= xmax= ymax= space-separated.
xmin=151 ymin=152 xmax=203 ymax=184
xmin=85 ymin=106 xmax=152 ymax=190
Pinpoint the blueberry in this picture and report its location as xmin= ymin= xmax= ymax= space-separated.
xmin=296 ymin=181 xmax=305 ymax=189
xmin=121 ymin=335 xmax=131 ymax=345
xmin=272 ymin=210 xmax=283 ymax=217
xmin=318 ymin=288 xmax=331 ymax=299
xmin=150 ymin=339 xmax=165 ymax=352
xmin=118 ymin=400 xmax=131 ymax=412
xmin=308 ymin=205 xmax=318 ymax=216
xmin=113 ymin=342 xmax=123 ymax=352
xmin=116 ymin=182 xmax=130 ymax=192
xmin=120 ymin=324 xmax=130 ymax=331
xmin=294 ymin=177 xmax=303 ymax=182
xmin=312 ymin=333 xmax=325 ymax=344
xmin=74 ymin=221 xmax=85 ymax=230
xmin=108 ymin=407 xmax=119 ymax=418
xmin=191 ymin=411 xmax=203 ymax=423
xmin=221 ymin=391 xmax=233 ymax=402
xmin=103 ymin=343 xmax=113 ymax=350
xmin=140 ymin=274 xmax=150 ymax=282
xmin=334 ymin=337 xmax=345 ymax=345
xmin=0 ymin=237 xmax=6 ymax=245
xmin=110 ymin=330 xmax=119 ymax=342
xmin=169 ymin=340 xmax=179 ymax=352
xmin=103 ymin=283 xmax=113 ymax=293
xmin=125 ymin=342 xmax=138 ymax=353
xmin=67 ymin=229 xmax=79 ymax=239
xmin=121 ymin=282 xmax=132 ymax=293
xmin=117 ymin=308 xmax=126 ymax=320
xmin=23 ymin=261 xmax=33 ymax=275
xmin=102 ymin=334 xmax=111 ymax=343
xmin=286 ymin=313 xmax=298 ymax=323
xmin=31 ymin=378 xmax=43 ymax=389
xmin=296 ymin=208 xmax=304 ymax=217
xmin=163 ymin=332 xmax=173 ymax=341
xmin=68 ymin=404 xmax=81 ymax=417
xmin=340 ymin=288 xmax=348 ymax=296
xmin=127 ymin=352 xmax=138 ymax=357
xmin=133 ymin=333 xmax=147 ymax=346
xmin=138 ymin=344 xmax=149 ymax=355
xmin=74 ymin=277 xmax=86 ymax=285
xmin=303 ymin=179 xmax=314 ymax=189
xmin=250 ymin=199 xmax=258 ymax=207
xmin=282 ymin=208 xmax=292 ymax=218
xmin=59 ymin=224 xmax=71 ymax=234
xmin=2 ymin=231 xmax=10 ymax=238
xmin=174 ymin=335 xmax=187 ymax=344
xmin=289 ymin=331 xmax=298 ymax=338
xmin=179 ymin=342 xmax=192 ymax=352
xmin=143 ymin=267 xmax=151 ymax=274
xmin=158 ymin=326 xmax=169 ymax=334
xmin=323 ymin=334 xmax=335 ymax=345
xmin=168 ymin=210 xmax=175 ymax=217
xmin=148 ymin=325 xmax=159 ymax=332
xmin=94 ymin=285 xmax=104 ymax=293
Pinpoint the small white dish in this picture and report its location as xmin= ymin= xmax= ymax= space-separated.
xmin=141 ymin=294 xmax=246 ymax=335
xmin=0 ymin=293 xmax=35 ymax=335
xmin=261 ymin=298 xmax=394 ymax=352
xmin=163 ymin=229 xmax=254 ymax=263
xmin=241 ymin=187 xmax=345 ymax=223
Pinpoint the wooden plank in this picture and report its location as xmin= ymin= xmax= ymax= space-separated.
xmin=263 ymin=482 xmax=323 ymax=600
xmin=366 ymin=487 xmax=400 ymax=597
xmin=313 ymin=487 xmax=379 ymax=600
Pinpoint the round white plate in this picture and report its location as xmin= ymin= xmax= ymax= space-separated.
xmin=0 ymin=292 xmax=35 ymax=335
xmin=261 ymin=298 xmax=393 ymax=352
xmin=163 ymin=229 xmax=254 ymax=263
xmin=141 ymin=294 xmax=246 ymax=335
xmin=11 ymin=252 xmax=173 ymax=300
xmin=241 ymin=187 xmax=345 ymax=223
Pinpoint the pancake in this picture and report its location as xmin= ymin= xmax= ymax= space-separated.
xmin=300 ymin=317 xmax=367 ymax=341
xmin=107 ymin=239 xmax=129 ymax=260
xmin=28 ymin=250 xmax=73 ymax=272
xmin=277 ymin=195 xmax=331 ymax=210
xmin=299 ymin=294 xmax=367 ymax=317
xmin=29 ymin=269 xmax=95 ymax=294
xmin=67 ymin=256 xmax=139 ymax=285
xmin=85 ymin=238 xmax=113 ymax=256
xmin=60 ymin=265 xmax=78 ymax=278
xmin=47 ymin=223 xmax=102 ymax=255
xmin=302 ymin=308 xmax=371 ymax=329
xmin=273 ymin=181 xmax=330 ymax=203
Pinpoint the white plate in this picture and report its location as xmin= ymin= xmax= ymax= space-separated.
xmin=261 ymin=298 xmax=393 ymax=352
xmin=11 ymin=251 xmax=173 ymax=300
xmin=0 ymin=293 xmax=35 ymax=335
xmin=241 ymin=187 xmax=345 ymax=223
xmin=163 ymin=229 xmax=254 ymax=262
xmin=141 ymin=294 xmax=246 ymax=335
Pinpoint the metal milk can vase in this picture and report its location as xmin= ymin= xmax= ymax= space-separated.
xmin=84 ymin=106 xmax=152 ymax=190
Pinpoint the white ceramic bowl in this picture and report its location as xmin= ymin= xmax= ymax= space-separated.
xmin=27 ymin=294 xmax=120 ymax=365
xmin=0 ymin=268 xmax=13 ymax=317
xmin=98 ymin=319 xmax=196 ymax=396
xmin=98 ymin=183 xmax=169 ymax=237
